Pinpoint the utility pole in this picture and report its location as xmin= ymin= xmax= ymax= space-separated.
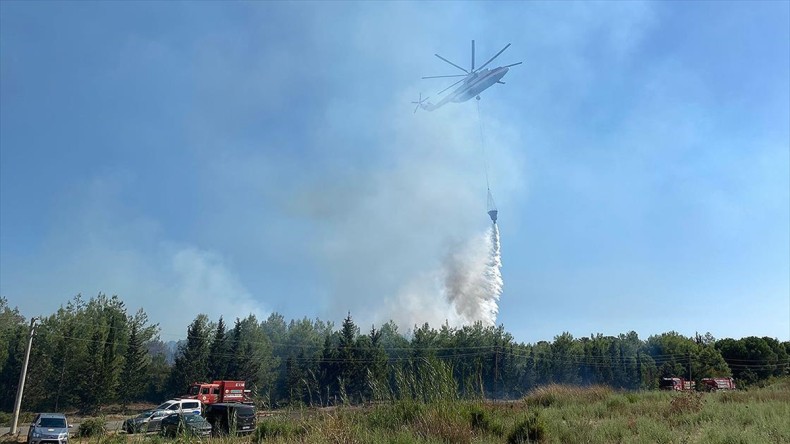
xmin=10 ymin=317 xmax=37 ymax=435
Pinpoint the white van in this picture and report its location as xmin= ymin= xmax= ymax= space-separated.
xmin=154 ymin=399 xmax=202 ymax=416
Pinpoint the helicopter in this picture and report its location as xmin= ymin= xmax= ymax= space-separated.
xmin=413 ymin=40 xmax=522 ymax=113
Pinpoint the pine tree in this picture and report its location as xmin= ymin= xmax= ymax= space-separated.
xmin=337 ymin=313 xmax=359 ymax=399
xmin=365 ymin=325 xmax=388 ymax=401
xmin=317 ymin=334 xmax=338 ymax=405
xmin=286 ymin=355 xmax=303 ymax=404
xmin=120 ymin=318 xmax=149 ymax=407
xmin=167 ymin=314 xmax=211 ymax=396
xmin=226 ymin=319 xmax=243 ymax=380
xmin=80 ymin=327 xmax=105 ymax=414
xmin=208 ymin=317 xmax=229 ymax=380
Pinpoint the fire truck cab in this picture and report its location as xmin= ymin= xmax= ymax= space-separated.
xmin=185 ymin=380 xmax=251 ymax=405
xmin=701 ymin=377 xmax=736 ymax=391
xmin=659 ymin=377 xmax=696 ymax=391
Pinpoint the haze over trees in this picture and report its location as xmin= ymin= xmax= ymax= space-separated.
xmin=0 ymin=295 xmax=787 ymax=413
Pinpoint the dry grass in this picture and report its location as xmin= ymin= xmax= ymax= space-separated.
xmin=4 ymin=379 xmax=789 ymax=444
xmin=523 ymin=384 xmax=613 ymax=407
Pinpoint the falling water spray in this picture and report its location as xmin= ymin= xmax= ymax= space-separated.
xmin=440 ymin=221 xmax=503 ymax=326
xmin=485 ymin=223 xmax=503 ymax=321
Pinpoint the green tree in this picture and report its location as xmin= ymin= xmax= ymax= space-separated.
xmin=716 ymin=336 xmax=782 ymax=383
xmin=337 ymin=313 xmax=361 ymax=401
xmin=317 ymin=333 xmax=339 ymax=405
xmin=119 ymin=310 xmax=156 ymax=407
xmin=364 ymin=325 xmax=388 ymax=401
xmin=0 ymin=298 xmax=26 ymax=411
xmin=551 ymin=332 xmax=581 ymax=385
xmin=208 ymin=317 xmax=229 ymax=380
xmin=226 ymin=315 xmax=275 ymax=406
xmin=167 ymin=314 xmax=211 ymax=396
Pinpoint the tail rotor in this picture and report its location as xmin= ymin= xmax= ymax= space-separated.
xmin=411 ymin=93 xmax=430 ymax=113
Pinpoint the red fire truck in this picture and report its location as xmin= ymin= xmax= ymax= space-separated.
xmin=184 ymin=380 xmax=252 ymax=405
xmin=700 ymin=377 xmax=736 ymax=391
xmin=659 ymin=377 xmax=696 ymax=391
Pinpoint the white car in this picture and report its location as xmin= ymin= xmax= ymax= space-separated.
xmin=154 ymin=399 xmax=202 ymax=416
xmin=27 ymin=413 xmax=72 ymax=444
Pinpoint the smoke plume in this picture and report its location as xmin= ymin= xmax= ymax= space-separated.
xmin=443 ymin=224 xmax=503 ymax=326
xmin=383 ymin=224 xmax=503 ymax=329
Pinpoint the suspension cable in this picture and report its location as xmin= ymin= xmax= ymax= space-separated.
xmin=476 ymin=99 xmax=491 ymax=194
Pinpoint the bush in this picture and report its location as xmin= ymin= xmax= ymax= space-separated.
xmin=508 ymin=411 xmax=546 ymax=444
xmin=367 ymin=400 xmax=425 ymax=430
xmin=469 ymin=406 xmax=504 ymax=437
xmin=252 ymin=418 xmax=306 ymax=442
xmin=98 ymin=435 xmax=127 ymax=444
xmin=524 ymin=384 xmax=612 ymax=408
xmin=77 ymin=417 xmax=106 ymax=437
xmin=0 ymin=411 xmax=34 ymax=427
xmin=668 ymin=393 xmax=703 ymax=415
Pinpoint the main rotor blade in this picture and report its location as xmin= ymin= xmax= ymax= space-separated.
xmin=503 ymin=61 xmax=523 ymax=68
xmin=476 ymin=43 xmax=511 ymax=71
xmin=471 ymin=40 xmax=475 ymax=72
xmin=434 ymin=53 xmax=468 ymax=74
xmin=437 ymin=78 xmax=465 ymax=95
xmin=422 ymin=74 xmax=468 ymax=79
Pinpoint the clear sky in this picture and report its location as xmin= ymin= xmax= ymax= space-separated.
xmin=1 ymin=1 xmax=788 ymax=343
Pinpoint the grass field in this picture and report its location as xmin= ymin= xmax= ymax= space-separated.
xmin=3 ymin=379 xmax=788 ymax=443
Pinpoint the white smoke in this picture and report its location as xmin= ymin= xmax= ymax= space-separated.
xmin=382 ymin=224 xmax=504 ymax=329
xmin=444 ymin=224 xmax=503 ymax=326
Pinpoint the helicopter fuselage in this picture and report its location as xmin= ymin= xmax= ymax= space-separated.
xmin=416 ymin=40 xmax=520 ymax=112
xmin=418 ymin=66 xmax=510 ymax=112
xmin=451 ymin=66 xmax=509 ymax=102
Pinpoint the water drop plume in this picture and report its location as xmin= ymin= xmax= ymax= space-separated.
xmin=443 ymin=224 xmax=503 ymax=325
xmin=383 ymin=224 xmax=504 ymax=329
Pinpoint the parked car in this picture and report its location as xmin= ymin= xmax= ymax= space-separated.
xmin=153 ymin=398 xmax=202 ymax=415
xmin=122 ymin=410 xmax=171 ymax=433
xmin=160 ymin=413 xmax=212 ymax=438
xmin=204 ymin=403 xmax=257 ymax=435
xmin=27 ymin=413 xmax=72 ymax=444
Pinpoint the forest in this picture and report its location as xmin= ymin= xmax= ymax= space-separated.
xmin=1 ymin=294 xmax=788 ymax=414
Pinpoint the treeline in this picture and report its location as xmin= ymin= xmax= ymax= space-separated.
xmin=0 ymin=295 xmax=788 ymax=413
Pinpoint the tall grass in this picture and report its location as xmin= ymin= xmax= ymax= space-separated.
xmin=20 ymin=378 xmax=790 ymax=444
xmin=524 ymin=384 xmax=613 ymax=408
xmin=392 ymin=358 xmax=458 ymax=403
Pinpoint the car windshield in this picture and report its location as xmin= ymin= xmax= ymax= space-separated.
xmin=235 ymin=406 xmax=254 ymax=416
xmin=39 ymin=418 xmax=66 ymax=428
xmin=184 ymin=415 xmax=207 ymax=424
xmin=136 ymin=411 xmax=154 ymax=419
xmin=155 ymin=402 xmax=172 ymax=410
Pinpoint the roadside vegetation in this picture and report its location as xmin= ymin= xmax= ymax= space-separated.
xmin=1 ymin=294 xmax=788 ymax=443
xmin=1 ymin=295 xmax=788 ymax=416
xmin=2 ymin=379 xmax=789 ymax=443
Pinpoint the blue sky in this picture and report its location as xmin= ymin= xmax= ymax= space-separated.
xmin=1 ymin=1 xmax=788 ymax=343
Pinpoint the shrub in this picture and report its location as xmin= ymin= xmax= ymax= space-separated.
xmin=99 ymin=435 xmax=127 ymax=444
xmin=524 ymin=384 xmax=612 ymax=408
xmin=77 ymin=417 xmax=106 ymax=437
xmin=413 ymin=413 xmax=472 ymax=444
xmin=605 ymin=395 xmax=627 ymax=412
xmin=508 ymin=411 xmax=546 ymax=444
xmin=0 ymin=412 xmax=34 ymax=427
xmin=668 ymin=393 xmax=703 ymax=415
xmin=252 ymin=418 xmax=306 ymax=442
xmin=469 ymin=406 xmax=504 ymax=437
